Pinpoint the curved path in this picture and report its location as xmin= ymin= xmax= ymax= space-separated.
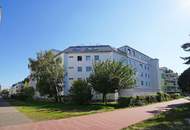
xmin=0 ymin=97 xmax=32 ymax=127
xmin=0 ymin=98 xmax=189 ymax=130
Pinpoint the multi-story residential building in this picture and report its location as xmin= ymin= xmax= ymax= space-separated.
xmin=160 ymin=67 xmax=179 ymax=93
xmin=9 ymin=82 xmax=24 ymax=96
xmin=56 ymin=45 xmax=161 ymax=99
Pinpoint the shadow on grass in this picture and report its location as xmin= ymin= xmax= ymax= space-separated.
xmin=125 ymin=103 xmax=190 ymax=130
xmin=146 ymin=102 xmax=190 ymax=115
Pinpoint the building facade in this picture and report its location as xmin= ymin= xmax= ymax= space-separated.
xmin=160 ymin=67 xmax=179 ymax=93
xmin=9 ymin=82 xmax=24 ymax=96
xmin=58 ymin=45 xmax=161 ymax=98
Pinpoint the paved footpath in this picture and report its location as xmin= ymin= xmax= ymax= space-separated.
xmin=0 ymin=98 xmax=189 ymax=130
xmin=0 ymin=97 xmax=32 ymax=127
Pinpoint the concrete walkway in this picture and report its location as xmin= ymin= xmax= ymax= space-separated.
xmin=0 ymin=97 xmax=32 ymax=127
xmin=0 ymin=98 xmax=189 ymax=130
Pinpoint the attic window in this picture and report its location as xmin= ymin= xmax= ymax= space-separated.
xmin=128 ymin=49 xmax=131 ymax=55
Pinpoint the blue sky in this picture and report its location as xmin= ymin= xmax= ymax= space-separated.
xmin=0 ymin=0 xmax=190 ymax=88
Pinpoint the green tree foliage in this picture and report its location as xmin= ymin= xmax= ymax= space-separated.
xmin=179 ymin=43 xmax=190 ymax=93
xmin=23 ymin=81 xmax=35 ymax=100
xmin=88 ymin=60 xmax=135 ymax=103
xmin=70 ymin=80 xmax=92 ymax=105
xmin=181 ymin=43 xmax=190 ymax=64
xmin=29 ymin=51 xmax=64 ymax=102
xmin=0 ymin=89 xmax=9 ymax=98
xmin=178 ymin=67 xmax=190 ymax=93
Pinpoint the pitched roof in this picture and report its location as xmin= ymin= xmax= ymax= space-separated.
xmin=63 ymin=45 xmax=115 ymax=53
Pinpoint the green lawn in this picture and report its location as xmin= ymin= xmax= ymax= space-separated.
xmin=7 ymin=99 xmax=117 ymax=121
xmin=122 ymin=103 xmax=190 ymax=130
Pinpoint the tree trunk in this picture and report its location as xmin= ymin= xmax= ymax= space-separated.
xmin=55 ymin=96 xmax=59 ymax=103
xmin=102 ymin=93 xmax=107 ymax=104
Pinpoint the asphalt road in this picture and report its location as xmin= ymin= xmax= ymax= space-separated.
xmin=0 ymin=97 xmax=32 ymax=127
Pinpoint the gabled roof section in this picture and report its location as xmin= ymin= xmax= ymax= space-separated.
xmin=63 ymin=45 xmax=115 ymax=53
xmin=50 ymin=49 xmax=61 ymax=55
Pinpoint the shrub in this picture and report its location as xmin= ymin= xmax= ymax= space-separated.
xmin=145 ymin=95 xmax=158 ymax=103
xmin=156 ymin=92 xmax=171 ymax=102
xmin=118 ymin=97 xmax=133 ymax=107
xmin=135 ymin=96 xmax=147 ymax=106
xmin=156 ymin=92 xmax=165 ymax=102
xmin=169 ymin=93 xmax=181 ymax=99
xmin=23 ymin=87 xmax=35 ymax=100
xmin=70 ymin=80 xmax=92 ymax=105
xmin=118 ymin=92 xmax=181 ymax=107
xmin=0 ymin=89 xmax=9 ymax=98
xmin=11 ymin=87 xmax=35 ymax=101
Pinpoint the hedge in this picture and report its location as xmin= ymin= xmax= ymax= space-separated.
xmin=118 ymin=92 xmax=182 ymax=107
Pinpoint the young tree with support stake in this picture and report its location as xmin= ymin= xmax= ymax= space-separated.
xmin=88 ymin=60 xmax=135 ymax=103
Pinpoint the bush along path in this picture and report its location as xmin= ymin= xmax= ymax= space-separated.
xmin=0 ymin=98 xmax=189 ymax=130
xmin=6 ymin=92 xmax=183 ymax=122
xmin=118 ymin=92 xmax=182 ymax=107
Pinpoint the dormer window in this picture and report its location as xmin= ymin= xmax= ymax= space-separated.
xmin=128 ymin=49 xmax=131 ymax=55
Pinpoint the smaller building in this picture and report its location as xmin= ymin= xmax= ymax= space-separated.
xmin=160 ymin=67 xmax=180 ymax=93
xmin=9 ymin=82 xmax=24 ymax=96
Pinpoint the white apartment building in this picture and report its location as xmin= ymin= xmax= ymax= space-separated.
xmin=57 ymin=45 xmax=161 ymax=98
xmin=9 ymin=82 xmax=24 ymax=96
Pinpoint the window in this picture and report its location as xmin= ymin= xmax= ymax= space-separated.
xmin=78 ymin=67 xmax=82 ymax=72
xmin=69 ymin=78 xmax=74 ymax=80
xmin=68 ymin=67 xmax=74 ymax=69
xmin=141 ymin=81 xmax=144 ymax=86
xmin=141 ymin=72 xmax=143 ymax=77
xmin=69 ymin=56 xmax=73 ymax=58
xmin=86 ymin=66 xmax=92 ymax=72
xmin=146 ymin=82 xmax=148 ymax=86
xmin=133 ymin=50 xmax=136 ymax=56
xmin=86 ymin=56 xmax=91 ymax=61
xmin=77 ymin=56 xmax=82 ymax=61
xmin=128 ymin=59 xmax=131 ymax=65
xmin=78 ymin=77 xmax=82 ymax=80
xmin=140 ymin=64 xmax=143 ymax=68
xmin=145 ymin=73 xmax=147 ymax=78
xmin=128 ymin=49 xmax=131 ymax=55
xmin=94 ymin=55 xmax=99 ymax=61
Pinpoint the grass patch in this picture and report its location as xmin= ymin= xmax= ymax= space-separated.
xmin=122 ymin=103 xmax=190 ymax=130
xmin=7 ymin=99 xmax=117 ymax=121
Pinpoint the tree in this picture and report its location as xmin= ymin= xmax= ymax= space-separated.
xmin=23 ymin=81 xmax=35 ymax=100
xmin=88 ymin=60 xmax=135 ymax=103
xmin=70 ymin=80 xmax=92 ymax=105
xmin=178 ymin=43 xmax=190 ymax=93
xmin=0 ymin=89 xmax=9 ymax=98
xmin=29 ymin=51 xmax=64 ymax=102
xmin=178 ymin=67 xmax=190 ymax=93
xmin=181 ymin=43 xmax=190 ymax=64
